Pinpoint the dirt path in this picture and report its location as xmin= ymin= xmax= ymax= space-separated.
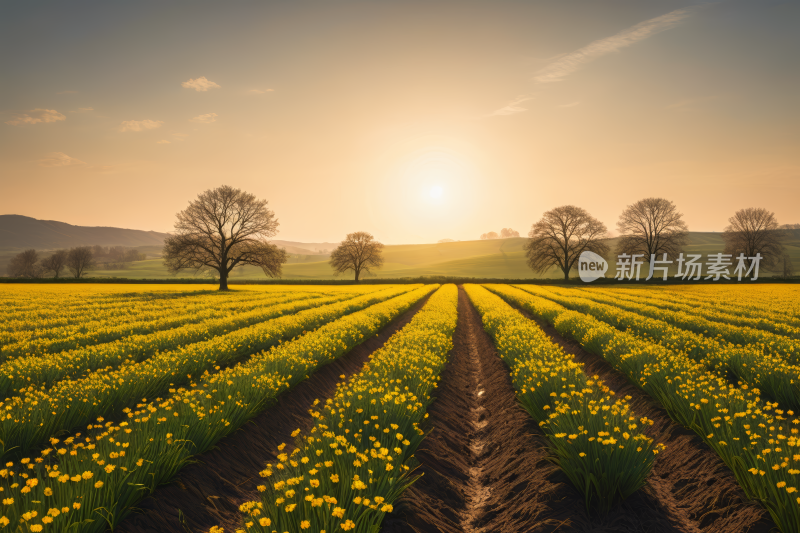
xmin=382 ymin=287 xmax=774 ymax=533
xmin=117 ymin=292 xmax=433 ymax=533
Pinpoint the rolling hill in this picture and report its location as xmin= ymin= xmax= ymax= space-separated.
xmin=2 ymin=215 xmax=797 ymax=280
xmin=0 ymin=215 xmax=169 ymax=249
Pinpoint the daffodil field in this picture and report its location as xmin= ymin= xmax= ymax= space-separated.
xmin=487 ymin=283 xmax=800 ymax=533
xmin=464 ymin=285 xmax=663 ymax=513
xmin=1 ymin=282 xmax=799 ymax=533
xmin=238 ymin=284 xmax=458 ymax=533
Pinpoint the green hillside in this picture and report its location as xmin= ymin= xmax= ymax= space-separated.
xmin=80 ymin=232 xmax=800 ymax=280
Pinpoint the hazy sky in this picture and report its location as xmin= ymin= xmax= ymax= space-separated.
xmin=1 ymin=0 xmax=798 ymax=244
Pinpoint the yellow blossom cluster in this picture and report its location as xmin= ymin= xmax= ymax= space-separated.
xmin=0 ymin=286 xmax=412 ymax=458
xmin=236 ymin=285 xmax=458 ymax=533
xmin=0 ymin=290 xmax=345 ymax=398
xmin=516 ymin=285 xmax=800 ymax=410
xmin=0 ymin=285 xmax=435 ymax=530
xmin=465 ymin=284 xmax=662 ymax=513
xmin=487 ymin=284 xmax=800 ymax=533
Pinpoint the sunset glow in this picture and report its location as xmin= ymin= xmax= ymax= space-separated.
xmin=1 ymin=1 xmax=798 ymax=244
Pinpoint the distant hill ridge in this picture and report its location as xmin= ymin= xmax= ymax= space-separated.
xmin=0 ymin=215 xmax=170 ymax=250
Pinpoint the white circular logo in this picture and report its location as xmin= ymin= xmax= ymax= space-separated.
xmin=578 ymin=251 xmax=608 ymax=282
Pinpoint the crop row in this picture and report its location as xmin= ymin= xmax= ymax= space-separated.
xmin=0 ymin=288 xmax=279 ymax=336
xmin=0 ymin=285 xmax=437 ymax=533
xmin=0 ymin=290 xmax=357 ymax=400
xmin=0 ymin=285 xmax=415 ymax=457
xmin=0 ymin=285 xmax=346 ymax=327
xmin=659 ymin=285 xmax=800 ymax=320
xmin=588 ymin=287 xmax=800 ymax=338
xmin=517 ymin=286 xmax=800 ymax=410
xmin=545 ymin=286 xmax=800 ymax=365
xmin=237 ymin=284 xmax=457 ymax=533
xmin=487 ymin=284 xmax=800 ymax=533
xmin=0 ymin=290 xmax=322 ymax=360
xmin=464 ymin=285 xmax=661 ymax=512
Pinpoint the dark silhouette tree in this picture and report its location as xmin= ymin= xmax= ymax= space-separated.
xmin=329 ymin=231 xmax=384 ymax=281
xmin=7 ymin=249 xmax=40 ymax=278
xmin=525 ymin=205 xmax=610 ymax=280
xmin=616 ymin=197 xmax=688 ymax=261
xmin=723 ymin=207 xmax=785 ymax=272
xmin=41 ymin=249 xmax=68 ymax=278
xmin=66 ymin=247 xmax=95 ymax=278
xmin=163 ymin=185 xmax=287 ymax=290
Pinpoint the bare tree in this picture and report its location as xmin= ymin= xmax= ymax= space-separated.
xmin=163 ymin=185 xmax=288 ymax=290
xmin=525 ymin=205 xmax=610 ymax=280
xmin=781 ymin=223 xmax=800 ymax=230
xmin=500 ymin=228 xmax=520 ymax=238
xmin=480 ymin=232 xmax=499 ymax=240
xmin=723 ymin=207 xmax=785 ymax=272
xmin=66 ymin=247 xmax=95 ymax=278
xmin=782 ymin=255 xmax=794 ymax=279
xmin=329 ymin=231 xmax=384 ymax=281
xmin=7 ymin=249 xmax=40 ymax=278
xmin=41 ymin=250 xmax=68 ymax=278
xmin=616 ymin=198 xmax=688 ymax=262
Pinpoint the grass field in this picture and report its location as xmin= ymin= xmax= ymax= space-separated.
xmin=3 ymin=231 xmax=798 ymax=280
xmin=2 ymin=282 xmax=800 ymax=533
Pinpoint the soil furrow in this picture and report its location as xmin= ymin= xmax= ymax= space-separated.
xmin=383 ymin=287 xmax=593 ymax=533
xmin=516 ymin=302 xmax=776 ymax=533
xmin=383 ymin=287 xmax=774 ymax=533
xmin=117 ymin=291 xmax=434 ymax=533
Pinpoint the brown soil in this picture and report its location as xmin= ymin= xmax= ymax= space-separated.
xmin=117 ymin=292 xmax=434 ymax=533
xmin=381 ymin=287 xmax=774 ymax=533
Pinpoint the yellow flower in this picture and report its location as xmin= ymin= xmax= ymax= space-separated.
xmin=330 ymin=474 xmax=339 ymax=483
xmin=2 ymin=498 xmax=13 ymax=505
xmin=258 ymin=517 xmax=270 ymax=526
xmin=73 ymin=502 xmax=81 ymax=509
xmin=300 ymin=520 xmax=310 ymax=529
xmin=95 ymin=481 xmax=104 ymax=488
xmin=341 ymin=519 xmax=355 ymax=530
xmin=332 ymin=506 xmax=345 ymax=518
xmin=44 ymin=488 xmax=53 ymax=496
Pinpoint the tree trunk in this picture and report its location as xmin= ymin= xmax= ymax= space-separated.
xmin=354 ymin=268 xmax=360 ymax=282
xmin=219 ymin=270 xmax=229 ymax=291
xmin=564 ymin=268 xmax=569 ymax=280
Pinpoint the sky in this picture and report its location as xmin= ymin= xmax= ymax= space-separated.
xmin=1 ymin=0 xmax=798 ymax=244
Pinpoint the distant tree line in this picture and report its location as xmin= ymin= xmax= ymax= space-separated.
xmin=6 ymin=245 xmax=147 ymax=279
xmin=525 ymin=197 xmax=797 ymax=280
xmin=480 ymin=228 xmax=520 ymax=240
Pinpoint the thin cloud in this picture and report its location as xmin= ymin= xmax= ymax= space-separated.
xmin=248 ymin=88 xmax=274 ymax=94
xmin=119 ymin=119 xmax=164 ymax=132
xmin=5 ymin=109 xmax=66 ymax=126
xmin=181 ymin=76 xmax=220 ymax=92
xmin=70 ymin=107 xmax=94 ymax=113
xmin=39 ymin=152 xmax=85 ymax=167
xmin=534 ymin=8 xmax=692 ymax=84
xmin=489 ymin=95 xmax=532 ymax=116
xmin=489 ymin=7 xmax=694 ymax=118
xmin=156 ymin=139 xmax=171 ymax=144
xmin=190 ymin=113 xmax=217 ymax=124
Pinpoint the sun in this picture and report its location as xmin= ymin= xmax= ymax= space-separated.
xmin=429 ymin=185 xmax=443 ymax=199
